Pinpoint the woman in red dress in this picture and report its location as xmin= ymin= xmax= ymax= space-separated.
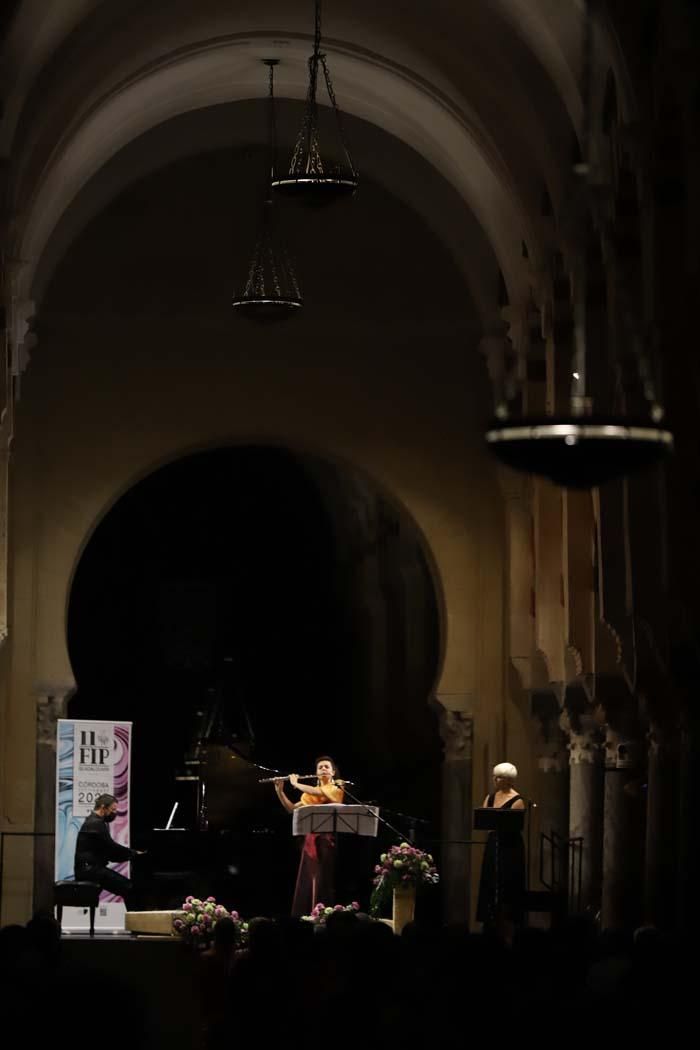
xmin=274 ymin=755 xmax=344 ymax=916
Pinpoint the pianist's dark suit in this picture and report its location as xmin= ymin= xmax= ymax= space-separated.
xmin=74 ymin=812 xmax=136 ymax=899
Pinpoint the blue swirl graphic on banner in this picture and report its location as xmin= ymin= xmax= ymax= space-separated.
xmin=56 ymin=721 xmax=83 ymax=881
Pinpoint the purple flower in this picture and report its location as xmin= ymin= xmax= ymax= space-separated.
xmin=191 ymin=925 xmax=201 ymax=936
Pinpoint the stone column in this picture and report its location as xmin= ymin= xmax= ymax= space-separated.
xmin=436 ymin=704 xmax=473 ymax=925
xmin=531 ymin=689 xmax=569 ymax=892
xmin=34 ymin=689 xmax=72 ymax=915
xmin=644 ymin=720 xmax=679 ymax=930
xmin=601 ymin=725 xmax=646 ymax=930
xmin=564 ymin=711 xmax=605 ymax=915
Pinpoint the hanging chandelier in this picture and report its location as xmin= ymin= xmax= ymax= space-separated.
xmin=485 ymin=417 xmax=673 ymax=489
xmin=271 ymin=0 xmax=358 ymax=206
xmin=232 ymin=60 xmax=303 ymax=320
xmin=484 ymin=0 xmax=672 ymax=488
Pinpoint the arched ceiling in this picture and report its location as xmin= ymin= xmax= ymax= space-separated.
xmin=0 ymin=0 xmax=636 ymax=317
xmin=32 ymin=100 xmax=500 ymax=321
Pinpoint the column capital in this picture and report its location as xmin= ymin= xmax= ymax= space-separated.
xmin=530 ymin=687 xmax=568 ymax=772
xmin=603 ymin=726 xmax=644 ymax=770
xmin=593 ymin=674 xmax=642 ymax=739
xmin=560 ymin=702 xmax=604 ymax=765
xmin=35 ymin=687 xmax=74 ymax=746
xmin=434 ymin=700 xmax=474 ymax=762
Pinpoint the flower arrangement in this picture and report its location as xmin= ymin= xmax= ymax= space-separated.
xmin=172 ymin=896 xmax=249 ymax=946
xmin=370 ymin=842 xmax=439 ymax=916
xmin=302 ymin=901 xmax=361 ymax=925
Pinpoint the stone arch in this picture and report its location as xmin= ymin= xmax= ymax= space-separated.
xmin=31 ymin=430 xmax=498 ymax=719
xmin=64 ymin=438 xmax=448 ymax=654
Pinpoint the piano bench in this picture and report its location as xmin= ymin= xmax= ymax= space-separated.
xmin=54 ymin=880 xmax=101 ymax=936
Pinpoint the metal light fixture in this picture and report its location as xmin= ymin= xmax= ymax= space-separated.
xmin=271 ymin=0 xmax=358 ymax=206
xmin=232 ymin=60 xmax=303 ymax=320
xmin=485 ymin=418 xmax=673 ymax=490
xmin=485 ymin=0 xmax=672 ymax=488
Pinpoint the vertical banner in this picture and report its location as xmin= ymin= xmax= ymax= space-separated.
xmin=55 ymin=719 xmax=132 ymax=932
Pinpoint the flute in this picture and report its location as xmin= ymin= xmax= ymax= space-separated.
xmin=258 ymin=773 xmax=317 ymax=783
xmin=260 ymin=774 xmax=355 ymax=786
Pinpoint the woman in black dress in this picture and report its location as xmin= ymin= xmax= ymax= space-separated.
xmin=476 ymin=762 xmax=526 ymax=937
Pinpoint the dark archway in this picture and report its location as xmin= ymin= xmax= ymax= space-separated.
xmin=67 ymin=445 xmax=441 ymax=912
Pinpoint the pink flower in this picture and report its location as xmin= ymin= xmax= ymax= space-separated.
xmin=351 ymin=902 xmax=360 ymax=910
xmin=182 ymin=902 xmax=192 ymax=912
xmin=185 ymin=896 xmax=194 ymax=903
xmin=191 ymin=925 xmax=201 ymax=936
xmin=230 ymin=911 xmax=239 ymax=921
xmin=334 ymin=904 xmax=344 ymax=911
xmin=206 ymin=896 xmax=216 ymax=903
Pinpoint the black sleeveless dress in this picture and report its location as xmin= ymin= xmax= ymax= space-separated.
xmin=476 ymin=793 xmax=526 ymax=925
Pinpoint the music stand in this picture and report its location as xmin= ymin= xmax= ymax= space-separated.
xmin=473 ymin=807 xmax=525 ymax=919
xmin=473 ymin=808 xmax=524 ymax=834
xmin=292 ymin=804 xmax=379 ymax=838
xmin=292 ymin=805 xmax=379 ymax=911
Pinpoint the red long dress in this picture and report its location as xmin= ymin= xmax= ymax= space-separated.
xmin=291 ymin=781 xmax=345 ymax=916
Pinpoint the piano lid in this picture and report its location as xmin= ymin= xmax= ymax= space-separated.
xmin=165 ymin=664 xmax=269 ymax=832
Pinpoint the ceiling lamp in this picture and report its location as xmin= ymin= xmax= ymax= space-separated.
xmin=485 ymin=0 xmax=672 ymax=488
xmin=271 ymin=0 xmax=358 ymax=206
xmin=232 ymin=60 xmax=303 ymax=320
xmin=485 ymin=417 xmax=672 ymax=490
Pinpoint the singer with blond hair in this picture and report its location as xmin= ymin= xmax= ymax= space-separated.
xmin=476 ymin=762 xmax=526 ymax=937
xmin=273 ymin=755 xmax=344 ymax=916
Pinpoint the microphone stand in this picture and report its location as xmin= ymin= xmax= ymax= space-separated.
xmin=340 ymin=784 xmax=422 ymax=845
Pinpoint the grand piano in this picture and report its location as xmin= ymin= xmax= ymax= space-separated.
xmin=141 ymin=687 xmax=288 ymax=914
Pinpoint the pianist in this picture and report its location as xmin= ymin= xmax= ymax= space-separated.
xmin=273 ymin=756 xmax=344 ymax=916
xmin=74 ymin=793 xmax=144 ymax=902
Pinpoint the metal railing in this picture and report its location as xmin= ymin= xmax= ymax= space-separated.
xmin=539 ymin=829 xmax=583 ymax=913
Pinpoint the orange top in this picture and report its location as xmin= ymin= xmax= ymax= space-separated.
xmin=299 ymin=782 xmax=344 ymax=807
